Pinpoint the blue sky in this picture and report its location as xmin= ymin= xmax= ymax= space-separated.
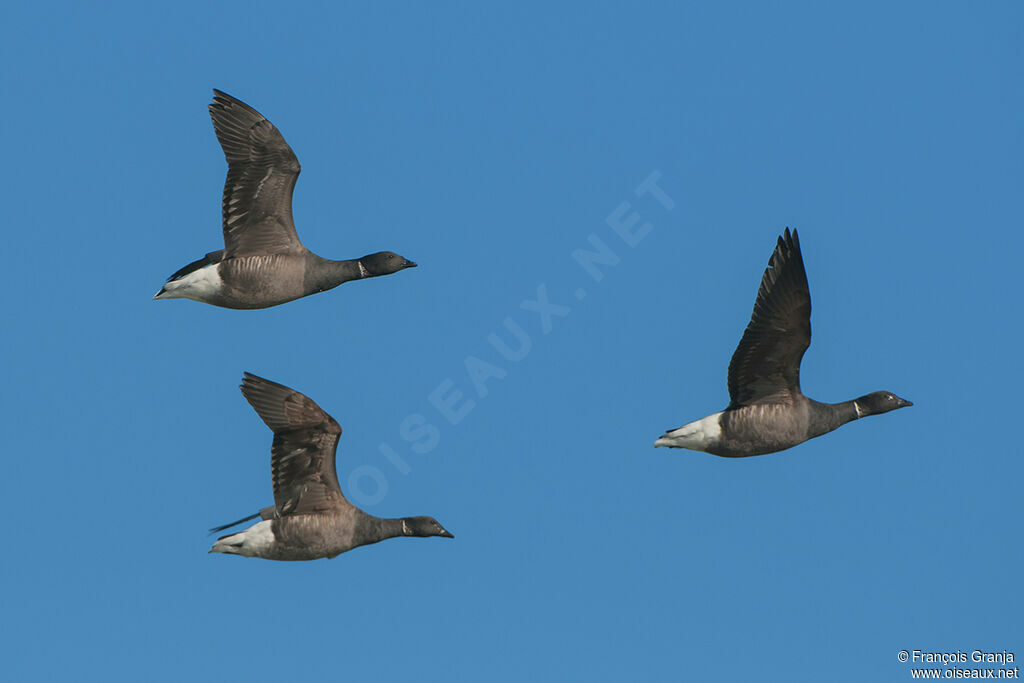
xmin=2 ymin=2 xmax=1021 ymax=681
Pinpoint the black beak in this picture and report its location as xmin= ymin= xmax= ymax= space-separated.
xmin=439 ymin=529 xmax=454 ymax=539
xmin=403 ymin=260 xmax=417 ymax=268
xmin=899 ymin=398 xmax=914 ymax=408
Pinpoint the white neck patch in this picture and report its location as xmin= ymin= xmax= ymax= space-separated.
xmin=853 ymin=400 xmax=863 ymax=418
xmin=402 ymin=519 xmax=410 ymax=535
xmin=358 ymin=261 xmax=369 ymax=278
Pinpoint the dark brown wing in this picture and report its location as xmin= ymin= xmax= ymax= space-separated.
xmin=239 ymin=372 xmax=348 ymax=517
xmin=726 ymin=228 xmax=812 ymax=408
xmin=209 ymin=90 xmax=305 ymax=257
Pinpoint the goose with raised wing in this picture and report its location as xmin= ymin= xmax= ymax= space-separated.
xmin=210 ymin=373 xmax=452 ymax=560
xmin=654 ymin=229 xmax=911 ymax=457
xmin=155 ymin=90 xmax=416 ymax=309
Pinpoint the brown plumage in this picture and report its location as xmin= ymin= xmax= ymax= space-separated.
xmin=154 ymin=90 xmax=417 ymax=309
xmin=210 ymin=373 xmax=453 ymax=561
xmin=210 ymin=90 xmax=305 ymax=258
xmin=726 ymin=228 xmax=811 ymax=408
xmin=655 ymin=229 xmax=912 ymax=457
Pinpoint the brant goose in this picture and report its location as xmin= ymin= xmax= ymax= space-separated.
xmin=210 ymin=373 xmax=453 ymax=560
xmin=654 ymin=229 xmax=911 ymax=457
xmin=154 ymin=90 xmax=417 ymax=309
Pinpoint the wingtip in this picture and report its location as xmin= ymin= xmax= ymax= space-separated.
xmin=771 ymin=227 xmax=802 ymax=267
xmin=780 ymin=226 xmax=799 ymax=248
xmin=239 ymin=371 xmax=259 ymax=393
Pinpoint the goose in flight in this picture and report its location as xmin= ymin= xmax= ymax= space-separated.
xmin=211 ymin=373 xmax=452 ymax=560
xmin=655 ymin=229 xmax=911 ymax=457
xmin=155 ymin=90 xmax=416 ymax=309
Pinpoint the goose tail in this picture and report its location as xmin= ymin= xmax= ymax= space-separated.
xmin=208 ymin=511 xmax=261 ymax=534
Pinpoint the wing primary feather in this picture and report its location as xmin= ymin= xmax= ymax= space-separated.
xmin=725 ymin=228 xmax=812 ymax=408
xmin=238 ymin=372 xmax=348 ymax=517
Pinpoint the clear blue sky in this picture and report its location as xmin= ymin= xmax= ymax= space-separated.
xmin=2 ymin=2 xmax=1021 ymax=681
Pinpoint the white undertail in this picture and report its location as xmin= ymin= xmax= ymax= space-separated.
xmin=654 ymin=411 xmax=723 ymax=451
xmin=209 ymin=519 xmax=276 ymax=557
xmin=154 ymin=263 xmax=223 ymax=301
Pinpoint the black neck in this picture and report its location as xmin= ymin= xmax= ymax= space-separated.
xmin=304 ymin=256 xmax=364 ymax=292
xmin=807 ymin=399 xmax=861 ymax=439
xmin=834 ymin=399 xmax=862 ymax=423
xmin=352 ymin=516 xmax=407 ymax=548
xmin=376 ymin=517 xmax=408 ymax=539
